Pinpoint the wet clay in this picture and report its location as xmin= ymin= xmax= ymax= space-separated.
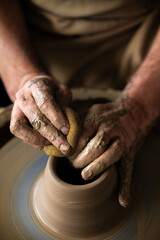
xmin=1 ymin=89 xmax=160 ymax=239
xmin=30 ymin=156 xmax=132 ymax=240
xmin=1 ymin=132 xmax=160 ymax=239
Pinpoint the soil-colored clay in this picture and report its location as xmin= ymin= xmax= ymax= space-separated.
xmin=30 ymin=156 xmax=132 ymax=240
xmin=1 ymin=89 xmax=158 ymax=239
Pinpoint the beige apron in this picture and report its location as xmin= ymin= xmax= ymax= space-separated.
xmin=22 ymin=0 xmax=160 ymax=89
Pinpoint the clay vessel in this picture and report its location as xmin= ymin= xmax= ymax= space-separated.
xmin=30 ymin=156 xmax=132 ymax=240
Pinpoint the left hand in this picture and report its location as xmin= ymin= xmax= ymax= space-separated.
xmin=69 ymin=97 xmax=147 ymax=207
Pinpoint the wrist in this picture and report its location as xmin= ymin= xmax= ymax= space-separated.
xmin=119 ymin=75 xmax=160 ymax=133
xmin=120 ymin=96 xmax=149 ymax=133
xmin=1 ymin=69 xmax=49 ymax=102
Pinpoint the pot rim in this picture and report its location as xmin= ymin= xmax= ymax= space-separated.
xmin=47 ymin=156 xmax=113 ymax=191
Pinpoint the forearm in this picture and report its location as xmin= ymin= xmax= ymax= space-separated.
xmin=0 ymin=0 xmax=46 ymax=101
xmin=121 ymin=27 xmax=160 ymax=131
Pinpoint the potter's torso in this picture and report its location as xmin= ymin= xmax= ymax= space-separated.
xmin=21 ymin=0 xmax=159 ymax=89
xmin=23 ymin=0 xmax=157 ymax=37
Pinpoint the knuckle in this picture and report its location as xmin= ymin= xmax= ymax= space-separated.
xmin=113 ymin=141 xmax=121 ymax=152
xmin=15 ymin=90 xmax=22 ymax=100
xmin=32 ymin=119 xmax=42 ymax=130
xmin=38 ymin=97 xmax=53 ymax=110
xmin=31 ymin=115 xmax=48 ymax=130
xmin=50 ymin=132 xmax=58 ymax=142
xmin=28 ymin=77 xmax=52 ymax=91
xmin=60 ymin=84 xmax=71 ymax=95
xmin=10 ymin=119 xmax=22 ymax=135
xmin=90 ymin=103 xmax=100 ymax=112
xmin=84 ymin=117 xmax=97 ymax=130
xmin=15 ymin=90 xmax=27 ymax=104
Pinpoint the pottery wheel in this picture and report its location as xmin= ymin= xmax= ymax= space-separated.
xmin=0 ymin=130 xmax=160 ymax=240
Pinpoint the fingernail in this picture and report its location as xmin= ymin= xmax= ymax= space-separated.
xmin=60 ymin=143 xmax=70 ymax=153
xmin=82 ymin=169 xmax=93 ymax=180
xmin=61 ymin=126 xmax=69 ymax=135
xmin=118 ymin=194 xmax=128 ymax=208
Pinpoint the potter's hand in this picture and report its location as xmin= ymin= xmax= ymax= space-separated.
xmin=69 ymin=97 xmax=146 ymax=207
xmin=10 ymin=76 xmax=72 ymax=155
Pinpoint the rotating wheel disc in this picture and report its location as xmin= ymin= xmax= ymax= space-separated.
xmin=0 ymin=136 xmax=159 ymax=240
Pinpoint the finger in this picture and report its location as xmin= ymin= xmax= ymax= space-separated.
xmin=72 ymin=128 xmax=111 ymax=168
xmin=72 ymin=125 xmax=122 ymax=168
xmin=81 ymin=139 xmax=123 ymax=180
xmin=69 ymin=123 xmax=96 ymax=162
xmin=28 ymin=78 xmax=70 ymax=135
xmin=10 ymin=104 xmax=49 ymax=148
xmin=118 ymin=155 xmax=134 ymax=208
xmin=44 ymin=108 xmax=81 ymax=157
xmin=16 ymin=94 xmax=72 ymax=155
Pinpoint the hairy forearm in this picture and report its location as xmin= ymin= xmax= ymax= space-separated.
xmin=121 ymin=27 xmax=160 ymax=131
xmin=0 ymin=0 xmax=46 ymax=101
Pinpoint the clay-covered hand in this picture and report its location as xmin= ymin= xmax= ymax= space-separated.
xmin=10 ymin=76 xmax=72 ymax=155
xmin=69 ymin=97 xmax=147 ymax=207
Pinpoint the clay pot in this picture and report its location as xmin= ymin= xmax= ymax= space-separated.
xmin=30 ymin=156 xmax=132 ymax=240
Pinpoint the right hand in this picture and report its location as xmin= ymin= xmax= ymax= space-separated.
xmin=10 ymin=75 xmax=72 ymax=155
